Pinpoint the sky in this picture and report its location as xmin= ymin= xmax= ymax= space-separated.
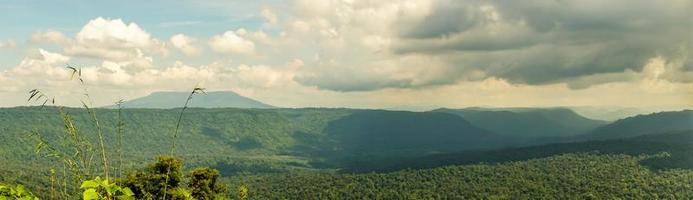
xmin=0 ymin=0 xmax=692 ymax=110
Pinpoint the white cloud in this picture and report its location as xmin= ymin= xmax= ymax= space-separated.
xmin=76 ymin=17 xmax=152 ymax=48
xmin=274 ymin=0 xmax=442 ymax=91
xmin=0 ymin=49 xmax=71 ymax=92
xmin=64 ymin=17 xmax=166 ymax=61
xmin=0 ymin=39 xmax=16 ymax=49
xmin=209 ymin=30 xmax=256 ymax=55
xmin=170 ymin=34 xmax=201 ymax=56
xmin=261 ymin=8 xmax=278 ymax=25
xmin=1 ymin=1 xmax=691 ymax=109
xmin=31 ymin=30 xmax=69 ymax=45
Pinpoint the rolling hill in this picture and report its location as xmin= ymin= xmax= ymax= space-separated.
xmin=0 ymin=107 xmax=514 ymax=177
xmin=434 ymin=107 xmax=607 ymax=138
xmin=110 ymin=91 xmax=275 ymax=109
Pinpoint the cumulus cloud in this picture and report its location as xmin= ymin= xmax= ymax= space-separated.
xmin=392 ymin=0 xmax=693 ymax=88
xmin=64 ymin=17 xmax=166 ymax=61
xmin=170 ymin=34 xmax=201 ymax=56
xmin=0 ymin=49 xmax=71 ymax=92
xmin=275 ymin=0 xmax=438 ymax=91
xmin=2 ymin=1 xmax=692 ymax=108
xmin=209 ymin=29 xmax=256 ymax=55
xmin=260 ymin=0 xmax=693 ymax=92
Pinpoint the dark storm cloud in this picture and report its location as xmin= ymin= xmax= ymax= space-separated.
xmin=393 ymin=0 xmax=693 ymax=89
xmin=401 ymin=1 xmax=480 ymax=39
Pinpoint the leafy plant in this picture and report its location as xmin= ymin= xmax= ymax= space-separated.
xmin=0 ymin=183 xmax=39 ymax=200
xmin=168 ymin=188 xmax=193 ymax=200
xmin=29 ymin=88 xmax=97 ymax=198
xmin=80 ymin=177 xmax=134 ymax=200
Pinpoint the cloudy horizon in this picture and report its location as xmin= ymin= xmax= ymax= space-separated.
xmin=0 ymin=0 xmax=692 ymax=110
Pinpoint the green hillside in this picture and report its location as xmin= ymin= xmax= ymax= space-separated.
xmin=3 ymin=107 xmax=693 ymax=198
xmin=0 ymin=107 xmax=510 ymax=178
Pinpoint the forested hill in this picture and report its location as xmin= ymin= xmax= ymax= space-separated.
xmin=2 ymin=106 xmax=693 ymax=198
xmin=323 ymin=110 xmax=511 ymax=154
xmin=434 ymin=107 xmax=606 ymax=137
xmin=0 ymin=107 xmax=513 ymax=175
xmin=580 ymin=110 xmax=693 ymax=140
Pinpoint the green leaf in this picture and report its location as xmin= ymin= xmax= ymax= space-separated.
xmin=120 ymin=187 xmax=134 ymax=196
xmin=81 ymin=180 xmax=100 ymax=189
xmin=14 ymin=185 xmax=26 ymax=196
xmin=104 ymin=185 xmax=116 ymax=196
xmin=83 ymin=188 xmax=99 ymax=200
xmin=117 ymin=195 xmax=135 ymax=200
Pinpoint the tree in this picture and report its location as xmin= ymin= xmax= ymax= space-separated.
xmin=189 ymin=168 xmax=227 ymax=200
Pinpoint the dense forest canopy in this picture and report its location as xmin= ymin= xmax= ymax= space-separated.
xmin=1 ymin=106 xmax=692 ymax=199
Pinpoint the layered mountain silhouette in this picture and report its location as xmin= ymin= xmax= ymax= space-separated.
xmin=110 ymin=91 xmax=275 ymax=109
xmin=580 ymin=110 xmax=693 ymax=140
xmin=568 ymin=106 xmax=649 ymax=121
xmin=434 ymin=107 xmax=607 ymax=138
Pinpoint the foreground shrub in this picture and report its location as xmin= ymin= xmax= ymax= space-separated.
xmin=189 ymin=168 xmax=227 ymax=200
xmin=80 ymin=177 xmax=134 ymax=200
xmin=121 ymin=156 xmax=228 ymax=199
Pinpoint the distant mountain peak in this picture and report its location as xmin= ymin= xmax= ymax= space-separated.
xmin=109 ymin=90 xmax=275 ymax=109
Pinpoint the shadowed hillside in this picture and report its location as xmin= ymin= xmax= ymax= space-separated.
xmin=434 ymin=107 xmax=606 ymax=138
xmin=580 ymin=110 xmax=693 ymax=140
xmin=325 ymin=110 xmax=511 ymax=154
